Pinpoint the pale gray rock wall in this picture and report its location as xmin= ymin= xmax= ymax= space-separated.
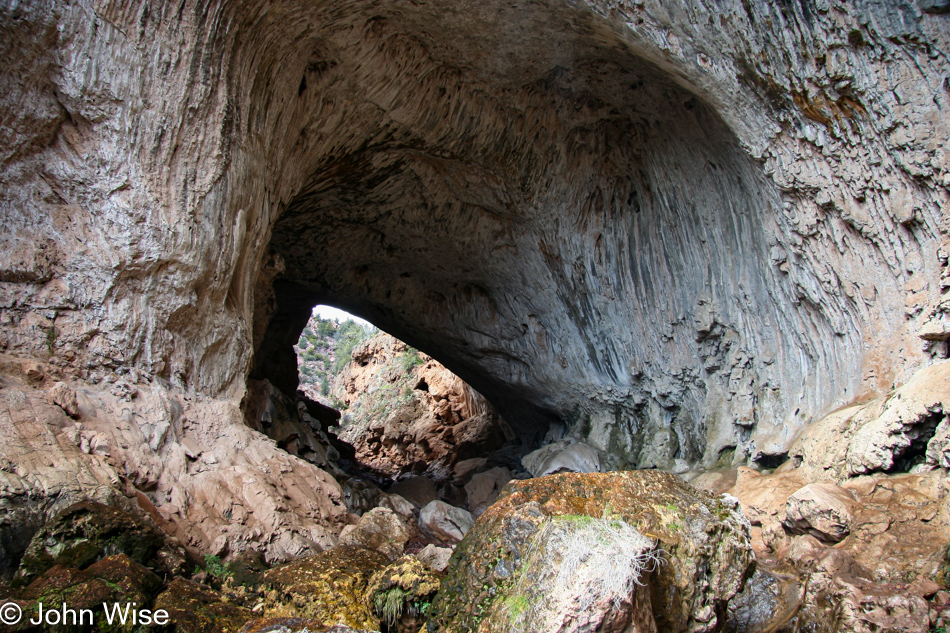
xmin=0 ymin=0 xmax=947 ymax=473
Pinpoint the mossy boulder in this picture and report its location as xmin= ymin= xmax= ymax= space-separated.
xmin=239 ymin=618 xmax=376 ymax=632
xmin=259 ymin=546 xmax=388 ymax=630
xmin=9 ymin=554 xmax=163 ymax=632
xmin=14 ymin=501 xmax=191 ymax=586
xmin=426 ymin=471 xmax=754 ymax=633
xmin=365 ymin=556 xmax=442 ymax=632
xmin=154 ymin=578 xmax=254 ymax=633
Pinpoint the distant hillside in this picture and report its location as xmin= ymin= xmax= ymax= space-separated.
xmin=295 ymin=315 xmax=376 ymax=406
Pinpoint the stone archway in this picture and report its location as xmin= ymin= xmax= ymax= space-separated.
xmin=1 ymin=0 xmax=947 ymax=477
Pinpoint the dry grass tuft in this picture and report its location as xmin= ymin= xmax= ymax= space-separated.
xmin=503 ymin=513 xmax=664 ymax=630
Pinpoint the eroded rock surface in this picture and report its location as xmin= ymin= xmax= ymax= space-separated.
xmin=334 ymin=333 xmax=509 ymax=479
xmin=0 ymin=364 xmax=348 ymax=574
xmin=0 ymin=0 xmax=947 ymax=479
xmin=723 ymin=369 xmax=950 ymax=631
xmin=428 ymin=471 xmax=753 ymax=632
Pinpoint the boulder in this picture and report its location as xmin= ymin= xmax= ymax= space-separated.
xmin=414 ymin=544 xmax=453 ymax=573
xmin=452 ymin=458 xmax=488 ymax=485
xmin=419 ymin=501 xmax=474 ymax=543
xmin=338 ymin=507 xmax=410 ymax=560
xmin=259 ymin=546 xmax=388 ymax=629
xmin=784 ymin=483 xmax=857 ymax=543
xmin=155 ymin=577 xmax=254 ymax=633
xmin=521 ymin=439 xmax=602 ymax=477
xmin=378 ymin=493 xmax=415 ymax=520
xmin=13 ymin=554 xmax=165 ymax=632
xmin=48 ymin=381 xmax=81 ymax=419
xmin=365 ymin=555 xmax=442 ymax=633
xmin=388 ymin=477 xmax=439 ymax=510
xmin=14 ymin=500 xmax=192 ymax=586
xmin=464 ymin=466 xmax=512 ymax=517
xmin=427 ymin=471 xmax=753 ymax=633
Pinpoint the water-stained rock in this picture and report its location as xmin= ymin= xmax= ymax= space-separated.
xmin=259 ymin=547 xmax=388 ymax=629
xmin=427 ymin=471 xmax=753 ymax=633
xmin=365 ymin=555 xmax=442 ymax=633
xmin=154 ymin=578 xmax=254 ymax=633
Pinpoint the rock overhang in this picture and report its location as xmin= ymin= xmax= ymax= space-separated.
xmin=0 ymin=0 xmax=946 ymax=471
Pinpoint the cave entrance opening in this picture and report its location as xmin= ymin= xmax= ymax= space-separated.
xmin=249 ymin=296 xmax=516 ymax=492
xmin=243 ymin=0 xmax=822 ymax=477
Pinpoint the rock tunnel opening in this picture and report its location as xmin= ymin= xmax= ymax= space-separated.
xmin=245 ymin=0 xmax=859 ymax=476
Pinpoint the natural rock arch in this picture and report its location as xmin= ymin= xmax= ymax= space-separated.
xmin=1 ymin=0 xmax=948 ymax=472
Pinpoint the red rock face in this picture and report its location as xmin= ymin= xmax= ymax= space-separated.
xmin=332 ymin=333 xmax=509 ymax=480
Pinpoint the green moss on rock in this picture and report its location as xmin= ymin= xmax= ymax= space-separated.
xmin=259 ymin=546 xmax=388 ymax=630
xmin=426 ymin=471 xmax=754 ymax=633
xmin=154 ymin=577 xmax=254 ymax=633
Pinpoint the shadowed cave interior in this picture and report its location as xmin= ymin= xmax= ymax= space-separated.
xmin=246 ymin=0 xmax=843 ymax=472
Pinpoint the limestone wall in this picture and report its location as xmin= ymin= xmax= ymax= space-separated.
xmin=1 ymin=0 xmax=947 ymax=470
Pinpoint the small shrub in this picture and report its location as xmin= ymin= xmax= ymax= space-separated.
xmin=198 ymin=554 xmax=232 ymax=580
xmin=399 ymin=347 xmax=424 ymax=373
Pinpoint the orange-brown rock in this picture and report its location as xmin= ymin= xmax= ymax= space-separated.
xmin=334 ymin=334 xmax=509 ymax=479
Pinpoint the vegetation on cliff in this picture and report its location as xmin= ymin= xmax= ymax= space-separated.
xmin=295 ymin=315 xmax=376 ymax=404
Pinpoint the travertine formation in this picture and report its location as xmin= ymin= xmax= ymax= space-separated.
xmin=2 ymin=0 xmax=948 ymax=476
xmin=0 ymin=0 xmax=949 ymax=575
xmin=333 ymin=332 xmax=510 ymax=479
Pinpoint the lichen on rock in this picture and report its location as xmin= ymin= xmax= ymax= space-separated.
xmin=14 ymin=500 xmax=191 ymax=587
xmin=427 ymin=471 xmax=753 ymax=632
xmin=365 ymin=555 xmax=442 ymax=633
xmin=259 ymin=547 xmax=389 ymax=630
